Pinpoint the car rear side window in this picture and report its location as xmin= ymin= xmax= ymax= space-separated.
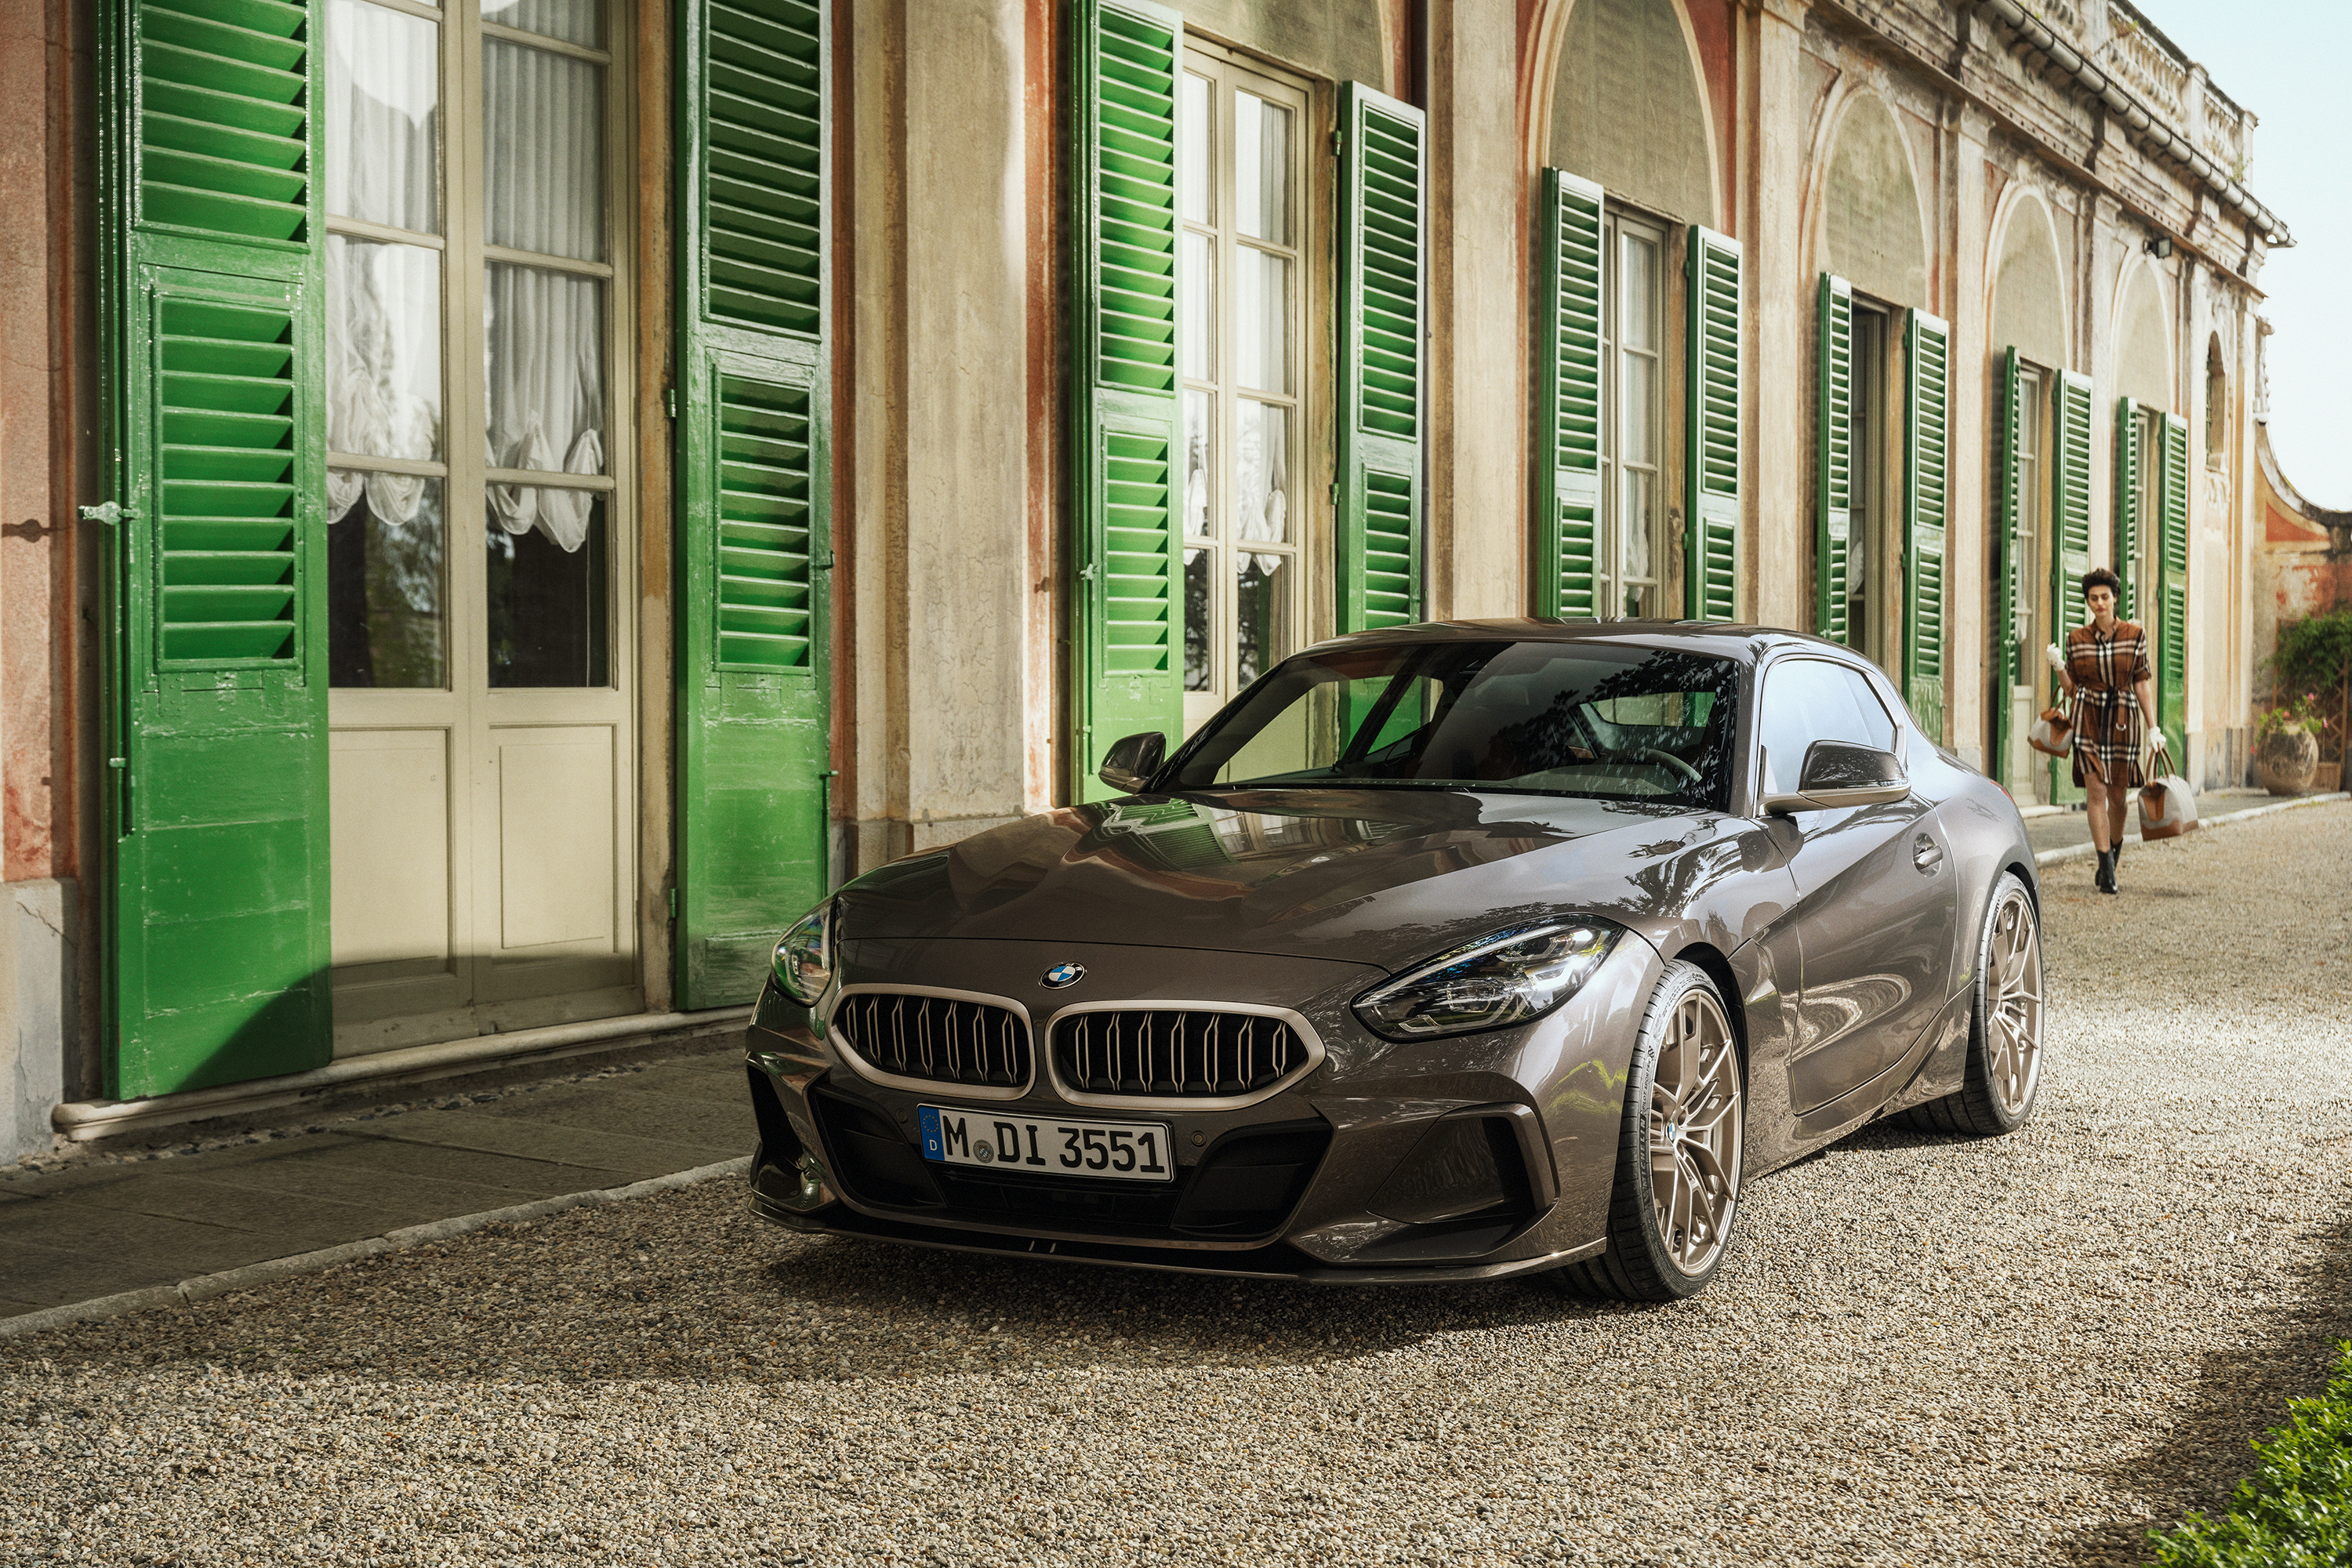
xmin=1756 ymin=659 xmax=1898 ymax=793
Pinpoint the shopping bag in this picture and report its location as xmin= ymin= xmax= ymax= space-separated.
xmin=2137 ymin=774 xmax=2199 ymax=840
xmin=2027 ymin=705 xmax=2073 ymax=758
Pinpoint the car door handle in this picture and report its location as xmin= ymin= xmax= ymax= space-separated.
xmin=1912 ymin=833 xmax=1944 ymax=873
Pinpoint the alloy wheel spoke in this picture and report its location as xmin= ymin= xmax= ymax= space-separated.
xmin=1647 ymin=985 xmax=1742 ymax=1276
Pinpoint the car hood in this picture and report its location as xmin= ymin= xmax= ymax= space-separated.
xmin=835 ymin=789 xmax=1744 ymax=975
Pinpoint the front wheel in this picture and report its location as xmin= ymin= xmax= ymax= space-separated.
xmin=1545 ymin=960 xmax=1744 ymax=1301
xmin=1896 ymin=870 xmax=2045 ymax=1137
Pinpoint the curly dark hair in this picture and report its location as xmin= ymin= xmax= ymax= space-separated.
xmin=2080 ymin=565 xmax=2122 ymax=601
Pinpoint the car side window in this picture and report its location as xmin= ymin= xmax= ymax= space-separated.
xmin=1756 ymin=659 xmax=1899 ymax=793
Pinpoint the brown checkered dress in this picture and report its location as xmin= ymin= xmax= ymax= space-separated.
xmin=2067 ymin=620 xmax=2153 ymax=788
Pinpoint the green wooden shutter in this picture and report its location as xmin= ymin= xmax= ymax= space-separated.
xmin=1534 ymin=170 xmax=1603 ymax=619
xmin=2112 ymin=397 xmax=2141 ymax=623
xmin=1815 ymin=274 xmax=1853 ymax=644
xmin=97 ymin=0 xmax=329 ymax=1098
xmin=1684 ymin=226 xmax=1742 ymax=622
xmin=1071 ymin=0 xmax=1183 ymax=801
xmin=1991 ymin=347 xmax=2025 ymax=783
xmin=675 ymin=0 xmax=832 ymax=1006
xmin=2157 ymin=412 xmax=2190 ymax=761
xmin=1902 ymin=309 xmax=1950 ymax=739
xmin=2052 ymin=371 xmax=2094 ymax=600
xmin=1338 ymin=81 xmax=1425 ymax=633
xmin=2049 ymin=370 xmax=2094 ymax=804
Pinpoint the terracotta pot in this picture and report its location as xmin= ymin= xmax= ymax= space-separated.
xmin=2258 ymin=729 xmax=2320 ymax=796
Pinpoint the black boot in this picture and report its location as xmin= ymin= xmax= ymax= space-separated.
xmin=2095 ymin=848 xmax=2118 ymax=895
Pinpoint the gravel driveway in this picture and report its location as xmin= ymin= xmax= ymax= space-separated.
xmin=5 ymin=801 xmax=2349 ymax=1568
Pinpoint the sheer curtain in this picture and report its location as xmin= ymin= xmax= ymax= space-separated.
xmin=325 ymin=0 xmax=441 ymax=528
xmin=481 ymin=38 xmax=606 ymax=554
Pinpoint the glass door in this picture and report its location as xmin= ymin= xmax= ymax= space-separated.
xmin=323 ymin=0 xmax=638 ymax=1053
xmin=1178 ymin=50 xmax=1308 ymax=737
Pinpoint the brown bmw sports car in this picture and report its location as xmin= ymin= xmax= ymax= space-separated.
xmin=743 ymin=620 xmax=2045 ymax=1301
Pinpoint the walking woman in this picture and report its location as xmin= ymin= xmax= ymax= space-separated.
xmin=2045 ymin=566 xmax=2167 ymax=893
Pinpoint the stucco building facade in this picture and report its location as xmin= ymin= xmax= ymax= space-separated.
xmin=0 ymin=0 xmax=2296 ymax=1163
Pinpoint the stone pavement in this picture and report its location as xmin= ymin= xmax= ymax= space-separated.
xmin=0 ymin=1045 xmax=753 ymax=1323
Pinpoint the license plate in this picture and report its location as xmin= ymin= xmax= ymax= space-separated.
xmin=918 ymin=1105 xmax=1174 ymax=1183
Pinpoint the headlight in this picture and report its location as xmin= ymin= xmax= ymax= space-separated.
xmin=773 ymin=901 xmax=834 ymax=1004
xmin=1354 ymin=920 xmax=1623 ymax=1041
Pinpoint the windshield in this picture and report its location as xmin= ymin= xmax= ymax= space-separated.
xmin=1167 ymin=640 xmax=1744 ymax=811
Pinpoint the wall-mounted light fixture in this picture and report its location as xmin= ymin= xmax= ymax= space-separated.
xmin=2145 ymin=234 xmax=2176 ymax=260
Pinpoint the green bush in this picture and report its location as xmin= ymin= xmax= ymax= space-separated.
xmin=2150 ymin=1341 xmax=2352 ymax=1567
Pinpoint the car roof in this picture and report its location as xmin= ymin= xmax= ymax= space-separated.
xmin=1301 ymin=617 xmax=1857 ymax=666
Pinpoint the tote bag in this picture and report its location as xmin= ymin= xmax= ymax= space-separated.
xmin=2138 ymin=773 xmax=2199 ymax=840
xmin=2027 ymin=703 xmax=2074 ymax=759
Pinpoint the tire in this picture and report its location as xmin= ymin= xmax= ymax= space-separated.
xmin=1893 ymin=870 xmax=2045 ymax=1137
xmin=1544 ymin=960 xmax=1745 ymax=1302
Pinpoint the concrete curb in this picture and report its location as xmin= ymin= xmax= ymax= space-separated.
xmin=0 ymin=1155 xmax=752 ymax=1342
xmin=2031 ymin=790 xmax=2348 ymax=869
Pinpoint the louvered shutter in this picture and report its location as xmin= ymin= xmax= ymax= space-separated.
xmin=1815 ymin=274 xmax=1853 ymax=644
xmin=1534 ymin=170 xmax=1603 ymax=619
xmin=2052 ymin=372 xmax=2094 ymax=602
xmin=675 ymin=0 xmax=832 ymax=1006
xmin=1071 ymin=0 xmax=1183 ymax=801
xmin=1991 ymin=347 xmax=2025 ymax=782
xmin=1902 ymin=310 xmax=1950 ymax=739
xmin=2113 ymin=397 xmax=2141 ymax=622
xmin=2157 ymin=412 xmax=2190 ymax=760
xmin=2049 ymin=371 xmax=2095 ymax=803
xmin=96 ymin=0 xmax=329 ymax=1096
xmin=1337 ymin=82 xmax=1425 ymax=633
xmin=1684 ymin=226 xmax=1742 ymax=622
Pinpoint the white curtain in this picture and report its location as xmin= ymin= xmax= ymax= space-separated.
xmin=327 ymin=237 xmax=440 ymax=527
xmin=324 ymin=0 xmax=441 ymax=528
xmin=481 ymin=38 xmax=607 ymax=554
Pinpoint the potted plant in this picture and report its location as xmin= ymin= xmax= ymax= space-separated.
xmin=2255 ymin=693 xmax=2321 ymax=796
xmin=2270 ymin=608 xmax=2352 ymax=793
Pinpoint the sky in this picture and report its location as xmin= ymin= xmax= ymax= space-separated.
xmin=2151 ymin=1 xmax=2351 ymax=506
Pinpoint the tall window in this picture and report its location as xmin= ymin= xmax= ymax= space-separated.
xmin=1845 ymin=303 xmax=1887 ymax=660
xmin=1994 ymin=361 xmax=2049 ymax=800
xmin=1599 ymin=211 xmax=1665 ymax=618
xmin=321 ymin=0 xmax=637 ymax=1035
xmin=1178 ymin=51 xmax=1308 ymax=732
xmin=2134 ymin=404 xmax=2165 ymax=625
xmin=325 ymin=0 xmax=618 ymax=691
xmin=2205 ymin=337 xmax=2227 ymax=470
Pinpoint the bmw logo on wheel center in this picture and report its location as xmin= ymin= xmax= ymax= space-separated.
xmin=1041 ymin=961 xmax=1085 ymax=989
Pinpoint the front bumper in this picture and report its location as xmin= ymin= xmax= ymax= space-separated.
xmin=742 ymin=934 xmax=1662 ymax=1283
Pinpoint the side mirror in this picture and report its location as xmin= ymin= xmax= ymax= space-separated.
xmin=1761 ymin=739 xmax=1909 ymax=815
xmin=1097 ymin=731 xmax=1167 ymax=795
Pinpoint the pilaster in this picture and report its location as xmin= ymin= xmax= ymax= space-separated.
xmin=844 ymin=0 xmax=1035 ymax=869
xmin=1947 ymin=102 xmax=1991 ymax=768
xmin=1422 ymin=0 xmax=1525 ymax=620
xmin=1748 ymin=0 xmax=1808 ymax=629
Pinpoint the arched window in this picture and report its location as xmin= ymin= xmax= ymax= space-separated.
xmin=2205 ymin=334 xmax=2227 ymax=469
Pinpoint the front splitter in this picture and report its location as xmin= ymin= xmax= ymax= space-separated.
xmin=750 ymin=1189 xmax=1603 ymax=1285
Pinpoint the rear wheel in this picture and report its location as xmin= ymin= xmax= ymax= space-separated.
xmin=1895 ymin=871 xmax=2044 ymax=1136
xmin=1546 ymin=960 xmax=1744 ymax=1301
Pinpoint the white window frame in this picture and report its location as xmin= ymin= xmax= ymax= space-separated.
xmin=323 ymin=0 xmax=642 ymax=1047
xmin=1599 ymin=209 xmax=1666 ymax=619
xmin=1179 ymin=45 xmax=1310 ymax=735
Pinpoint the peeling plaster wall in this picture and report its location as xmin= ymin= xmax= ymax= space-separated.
xmin=1991 ymin=193 xmax=2069 ymax=372
xmin=1548 ymin=0 xmax=1718 ymax=225
xmin=1820 ymin=93 xmax=1927 ymax=308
